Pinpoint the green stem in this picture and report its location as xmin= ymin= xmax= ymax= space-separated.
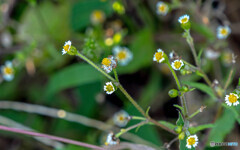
xmin=131 ymin=116 xmax=146 ymax=121
xmin=224 ymin=68 xmax=234 ymax=91
xmin=113 ymin=68 xmax=119 ymax=83
xmin=187 ymin=106 xmax=206 ymax=120
xmin=180 ymin=95 xmax=188 ymax=118
xmin=115 ymin=121 xmax=148 ymax=138
xmin=166 ymin=62 xmax=181 ymax=89
xmin=181 ymin=60 xmax=198 ymax=71
xmin=76 ymin=52 xmax=115 ymax=82
xmin=185 ymin=30 xmax=199 ymax=67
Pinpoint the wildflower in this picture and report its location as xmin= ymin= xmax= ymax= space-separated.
xmin=186 ymin=135 xmax=198 ymax=149
xmin=113 ymin=46 xmax=133 ymax=66
xmin=113 ymin=110 xmax=130 ymax=127
xmin=178 ymin=14 xmax=190 ymax=24
xmin=1 ymin=61 xmax=14 ymax=81
xmin=62 ymin=40 xmax=71 ymax=55
xmin=112 ymin=1 xmax=125 ymax=15
xmin=156 ymin=1 xmax=169 ymax=16
xmin=153 ymin=49 xmax=165 ymax=63
xmin=105 ymin=38 xmax=114 ymax=46
xmin=105 ymin=132 xmax=119 ymax=146
xmin=171 ymin=60 xmax=184 ymax=70
xmin=104 ymin=82 xmax=115 ymax=94
xmin=217 ymin=26 xmax=231 ymax=39
xmin=91 ymin=10 xmax=105 ymax=25
xmin=101 ymin=56 xmax=117 ymax=73
xmin=225 ymin=93 xmax=239 ymax=106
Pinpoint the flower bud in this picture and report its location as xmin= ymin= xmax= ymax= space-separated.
xmin=168 ymin=89 xmax=178 ymax=98
xmin=178 ymin=131 xmax=185 ymax=140
xmin=181 ymin=85 xmax=189 ymax=92
xmin=174 ymin=126 xmax=182 ymax=134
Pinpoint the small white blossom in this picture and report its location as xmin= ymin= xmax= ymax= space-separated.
xmin=225 ymin=93 xmax=239 ymax=106
xmin=171 ymin=60 xmax=184 ymax=70
xmin=186 ymin=135 xmax=198 ymax=149
xmin=113 ymin=110 xmax=130 ymax=127
xmin=156 ymin=1 xmax=169 ymax=16
xmin=62 ymin=40 xmax=71 ymax=55
xmin=113 ymin=46 xmax=133 ymax=66
xmin=104 ymin=82 xmax=115 ymax=94
xmin=105 ymin=132 xmax=119 ymax=146
xmin=101 ymin=56 xmax=117 ymax=73
xmin=217 ymin=26 xmax=231 ymax=39
xmin=1 ymin=61 xmax=14 ymax=81
xmin=178 ymin=14 xmax=190 ymax=24
xmin=153 ymin=49 xmax=165 ymax=63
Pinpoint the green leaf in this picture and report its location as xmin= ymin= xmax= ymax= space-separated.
xmin=197 ymin=48 xmax=203 ymax=64
xmin=174 ymin=104 xmax=184 ymax=114
xmin=176 ymin=111 xmax=184 ymax=126
xmin=188 ymin=124 xmax=214 ymax=134
xmin=117 ymin=29 xmax=155 ymax=74
xmin=208 ymin=109 xmax=236 ymax=143
xmin=182 ymin=81 xmax=216 ymax=99
xmin=179 ymin=136 xmax=187 ymax=150
xmin=71 ymin=0 xmax=113 ymax=31
xmin=45 ymin=63 xmax=103 ymax=98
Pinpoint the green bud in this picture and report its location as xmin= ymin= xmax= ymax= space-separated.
xmin=178 ymin=132 xmax=185 ymax=140
xmin=180 ymin=69 xmax=187 ymax=75
xmin=181 ymin=21 xmax=191 ymax=30
xmin=174 ymin=126 xmax=182 ymax=134
xmin=67 ymin=46 xmax=78 ymax=55
xmin=181 ymin=85 xmax=189 ymax=92
xmin=168 ymin=89 xmax=178 ymax=98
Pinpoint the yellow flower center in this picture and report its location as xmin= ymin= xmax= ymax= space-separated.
xmin=117 ymin=51 xmax=127 ymax=60
xmin=63 ymin=44 xmax=70 ymax=52
xmin=181 ymin=17 xmax=188 ymax=24
xmin=220 ymin=28 xmax=228 ymax=36
xmin=102 ymin=58 xmax=111 ymax=67
xmin=187 ymin=137 xmax=196 ymax=145
xmin=155 ymin=52 xmax=163 ymax=61
xmin=119 ymin=115 xmax=124 ymax=121
xmin=174 ymin=61 xmax=182 ymax=69
xmin=159 ymin=5 xmax=166 ymax=12
xmin=3 ymin=67 xmax=13 ymax=75
xmin=106 ymin=84 xmax=114 ymax=92
xmin=93 ymin=10 xmax=103 ymax=20
xmin=228 ymin=94 xmax=238 ymax=103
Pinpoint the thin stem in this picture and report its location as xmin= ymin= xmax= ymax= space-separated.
xmin=165 ymin=137 xmax=178 ymax=149
xmin=187 ymin=106 xmax=206 ymax=120
xmin=181 ymin=60 xmax=198 ymax=71
xmin=115 ymin=121 xmax=148 ymax=138
xmin=166 ymin=62 xmax=181 ymax=89
xmin=113 ymin=68 xmax=119 ymax=83
xmin=185 ymin=30 xmax=199 ymax=67
xmin=76 ymin=52 xmax=115 ymax=82
xmin=131 ymin=116 xmax=146 ymax=121
xmin=180 ymin=95 xmax=188 ymax=118
xmin=0 ymin=125 xmax=105 ymax=150
xmin=224 ymin=68 xmax=234 ymax=91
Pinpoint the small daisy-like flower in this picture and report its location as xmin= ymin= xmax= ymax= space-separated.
xmin=156 ymin=1 xmax=169 ymax=16
xmin=62 ymin=40 xmax=71 ymax=55
xmin=225 ymin=93 xmax=239 ymax=106
xmin=113 ymin=46 xmax=133 ymax=66
xmin=171 ymin=60 xmax=184 ymax=70
xmin=113 ymin=110 xmax=130 ymax=127
xmin=217 ymin=26 xmax=231 ymax=39
xmin=104 ymin=82 xmax=115 ymax=94
xmin=91 ymin=10 xmax=105 ymax=25
xmin=1 ymin=61 xmax=14 ymax=81
xmin=178 ymin=14 xmax=190 ymax=24
xmin=105 ymin=132 xmax=119 ymax=146
xmin=153 ymin=49 xmax=165 ymax=63
xmin=101 ymin=56 xmax=117 ymax=73
xmin=186 ymin=135 xmax=198 ymax=149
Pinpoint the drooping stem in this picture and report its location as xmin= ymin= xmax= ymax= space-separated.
xmin=0 ymin=125 xmax=105 ymax=150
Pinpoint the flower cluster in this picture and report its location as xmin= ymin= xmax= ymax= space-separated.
xmin=217 ymin=26 xmax=231 ymax=39
xmin=186 ymin=135 xmax=198 ymax=149
xmin=104 ymin=82 xmax=115 ymax=95
xmin=178 ymin=14 xmax=190 ymax=24
xmin=156 ymin=1 xmax=169 ymax=16
xmin=1 ymin=61 xmax=14 ymax=82
xmin=101 ymin=56 xmax=117 ymax=73
xmin=153 ymin=49 xmax=165 ymax=63
xmin=113 ymin=110 xmax=130 ymax=127
xmin=171 ymin=59 xmax=184 ymax=71
xmin=105 ymin=132 xmax=119 ymax=146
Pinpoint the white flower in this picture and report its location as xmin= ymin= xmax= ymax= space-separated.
xmin=205 ymin=48 xmax=220 ymax=60
xmin=101 ymin=56 xmax=117 ymax=73
xmin=104 ymin=82 xmax=115 ymax=94
xmin=178 ymin=14 xmax=190 ymax=24
xmin=186 ymin=135 xmax=198 ymax=149
xmin=171 ymin=60 xmax=184 ymax=70
xmin=113 ymin=110 xmax=130 ymax=127
xmin=217 ymin=26 xmax=231 ymax=39
xmin=153 ymin=49 xmax=165 ymax=63
xmin=105 ymin=132 xmax=119 ymax=146
xmin=91 ymin=10 xmax=105 ymax=25
xmin=62 ymin=40 xmax=71 ymax=55
xmin=156 ymin=1 xmax=169 ymax=16
xmin=1 ymin=61 xmax=14 ymax=81
xmin=225 ymin=93 xmax=239 ymax=106
xmin=113 ymin=46 xmax=133 ymax=66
